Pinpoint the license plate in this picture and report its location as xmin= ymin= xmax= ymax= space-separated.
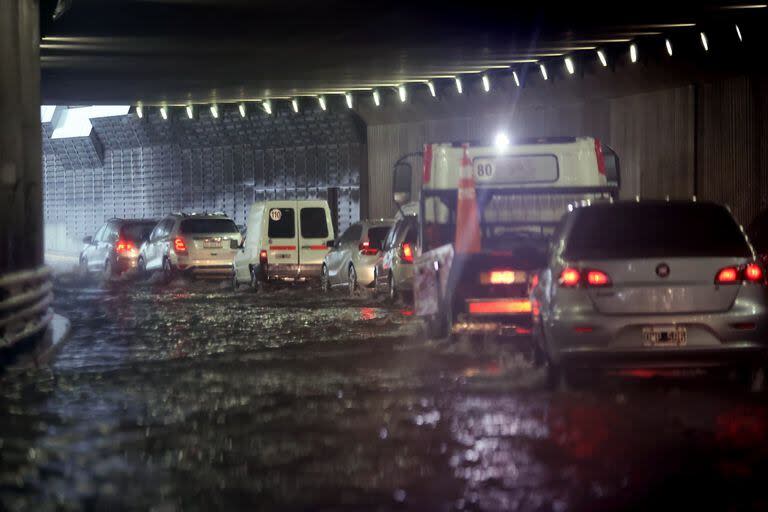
xmin=642 ymin=326 xmax=687 ymax=347
xmin=203 ymin=240 xmax=222 ymax=249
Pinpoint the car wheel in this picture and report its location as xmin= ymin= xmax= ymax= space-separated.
xmin=348 ymin=265 xmax=358 ymax=296
xmin=137 ymin=257 xmax=147 ymax=278
xmin=320 ymin=265 xmax=330 ymax=293
xmin=79 ymin=257 xmax=89 ymax=276
xmin=103 ymin=259 xmax=114 ymax=282
xmin=388 ymin=273 xmax=397 ymax=302
xmin=231 ymin=270 xmax=239 ymax=291
xmin=162 ymin=258 xmax=175 ymax=283
xmin=249 ymin=266 xmax=264 ymax=293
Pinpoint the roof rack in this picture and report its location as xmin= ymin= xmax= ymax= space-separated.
xmin=171 ymin=211 xmax=229 ymax=217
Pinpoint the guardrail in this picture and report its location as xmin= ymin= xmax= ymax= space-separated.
xmin=0 ymin=266 xmax=54 ymax=351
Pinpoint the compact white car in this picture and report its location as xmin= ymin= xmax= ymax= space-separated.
xmin=138 ymin=212 xmax=241 ymax=281
xmin=232 ymin=200 xmax=335 ymax=290
xmin=322 ymin=219 xmax=394 ymax=295
xmin=532 ymin=200 xmax=768 ymax=389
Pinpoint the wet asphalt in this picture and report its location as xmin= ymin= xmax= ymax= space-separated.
xmin=1 ymin=272 xmax=768 ymax=511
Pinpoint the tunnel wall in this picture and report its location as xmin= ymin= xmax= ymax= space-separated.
xmin=366 ymin=86 xmax=695 ymax=219
xmin=42 ymin=108 xmax=366 ymax=254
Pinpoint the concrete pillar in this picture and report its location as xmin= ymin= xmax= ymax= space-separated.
xmin=0 ymin=0 xmax=43 ymax=273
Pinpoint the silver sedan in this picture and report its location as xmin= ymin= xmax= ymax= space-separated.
xmin=532 ymin=200 xmax=768 ymax=389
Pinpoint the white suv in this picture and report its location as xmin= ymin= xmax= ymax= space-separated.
xmin=138 ymin=212 xmax=241 ymax=281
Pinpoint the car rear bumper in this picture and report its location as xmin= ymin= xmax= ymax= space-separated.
xmin=175 ymin=259 xmax=233 ymax=278
xmin=544 ymin=305 xmax=768 ymax=367
xmin=266 ymin=263 xmax=322 ymax=282
xmin=454 ymin=312 xmax=533 ymax=337
xmin=115 ymin=255 xmax=139 ymax=272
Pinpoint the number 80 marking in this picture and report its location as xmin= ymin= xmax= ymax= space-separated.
xmin=475 ymin=163 xmax=494 ymax=179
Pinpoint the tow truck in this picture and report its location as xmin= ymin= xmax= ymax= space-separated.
xmin=391 ymin=136 xmax=620 ymax=339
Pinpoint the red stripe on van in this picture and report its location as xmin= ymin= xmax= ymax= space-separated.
xmin=309 ymin=245 xmax=328 ymax=250
xmin=270 ymin=245 xmax=296 ymax=251
xmin=422 ymin=144 xmax=433 ymax=183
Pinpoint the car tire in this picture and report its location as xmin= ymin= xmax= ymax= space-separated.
xmin=231 ymin=270 xmax=239 ymax=291
xmin=137 ymin=257 xmax=147 ymax=279
xmin=249 ymin=266 xmax=265 ymax=293
xmin=348 ymin=265 xmax=358 ymax=296
xmin=320 ymin=265 xmax=330 ymax=293
xmin=103 ymin=259 xmax=114 ymax=282
xmin=388 ymin=273 xmax=397 ymax=302
xmin=79 ymin=257 xmax=89 ymax=276
xmin=162 ymin=258 xmax=175 ymax=284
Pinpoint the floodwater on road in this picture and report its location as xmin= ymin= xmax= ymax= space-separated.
xmin=1 ymin=273 xmax=768 ymax=511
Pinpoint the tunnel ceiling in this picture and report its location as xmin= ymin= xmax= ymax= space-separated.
xmin=40 ymin=0 xmax=767 ymax=106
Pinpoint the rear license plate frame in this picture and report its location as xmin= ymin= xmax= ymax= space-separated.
xmin=203 ymin=240 xmax=222 ymax=249
xmin=642 ymin=325 xmax=687 ymax=347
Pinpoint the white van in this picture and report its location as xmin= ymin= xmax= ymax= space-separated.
xmin=232 ymin=200 xmax=335 ymax=290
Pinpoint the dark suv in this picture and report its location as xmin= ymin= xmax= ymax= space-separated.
xmin=80 ymin=218 xmax=157 ymax=278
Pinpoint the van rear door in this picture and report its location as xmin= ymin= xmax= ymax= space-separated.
xmin=298 ymin=202 xmax=333 ymax=266
xmin=266 ymin=201 xmax=299 ymax=266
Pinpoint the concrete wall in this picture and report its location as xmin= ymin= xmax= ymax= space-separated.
xmin=42 ymin=107 xmax=367 ymax=254
xmin=366 ymin=86 xmax=695 ymax=219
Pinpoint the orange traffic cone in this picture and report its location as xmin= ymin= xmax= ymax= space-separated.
xmin=454 ymin=144 xmax=482 ymax=254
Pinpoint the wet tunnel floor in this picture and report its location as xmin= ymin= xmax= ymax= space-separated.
xmin=2 ymin=274 xmax=768 ymax=511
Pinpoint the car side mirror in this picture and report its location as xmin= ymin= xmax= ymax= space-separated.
xmin=230 ymin=239 xmax=240 ymax=250
xmin=326 ymin=240 xmax=335 ymax=248
xmin=392 ymin=162 xmax=412 ymax=205
xmin=82 ymin=236 xmax=93 ymax=245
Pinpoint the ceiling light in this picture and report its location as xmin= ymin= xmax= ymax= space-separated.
xmin=539 ymin=63 xmax=548 ymax=80
xmin=427 ymin=81 xmax=436 ymax=97
xmin=512 ymin=71 xmax=520 ymax=87
xmin=736 ymin=24 xmax=743 ymax=41
xmin=345 ymin=92 xmax=353 ymax=109
xmin=238 ymin=103 xmax=246 ymax=118
xmin=597 ymin=49 xmax=608 ymax=67
xmin=630 ymin=43 xmax=638 ymax=63
xmin=700 ymin=31 xmax=709 ymax=51
xmin=160 ymin=106 xmax=168 ymax=120
xmin=564 ymin=57 xmax=575 ymax=75
xmin=136 ymin=105 xmax=143 ymax=119
xmin=494 ymin=132 xmax=510 ymax=148
xmin=455 ymin=77 xmax=463 ymax=94
xmin=291 ymin=98 xmax=299 ymax=113
xmin=185 ymin=105 xmax=193 ymax=119
xmin=665 ymin=38 xmax=673 ymax=56
xmin=210 ymin=104 xmax=219 ymax=119
xmin=398 ymin=85 xmax=407 ymax=103
xmin=373 ymin=89 xmax=381 ymax=107
xmin=318 ymin=96 xmax=327 ymax=111
xmin=263 ymin=100 xmax=272 ymax=115
xmin=482 ymin=74 xmax=490 ymax=92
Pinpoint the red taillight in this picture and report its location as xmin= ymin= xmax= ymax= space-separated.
xmin=594 ymin=138 xmax=606 ymax=176
xmin=359 ymin=241 xmax=378 ymax=256
xmin=173 ymin=237 xmax=187 ymax=253
xmin=259 ymin=249 xmax=268 ymax=265
xmin=468 ymin=299 xmax=532 ymax=315
xmin=586 ymin=270 xmax=611 ymax=287
xmin=115 ymin=239 xmax=135 ymax=254
xmin=715 ymin=267 xmax=739 ymax=284
xmin=745 ymin=263 xmax=763 ymax=283
xmin=401 ymin=242 xmax=414 ymax=263
xmin=559 ymin=268 xmax=581 ymax=287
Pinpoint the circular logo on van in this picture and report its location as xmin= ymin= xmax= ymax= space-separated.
xmin=656 ymin=263 xmax=670 ymax=278
xmin=269 ymin=209 xmax=282 ymax=222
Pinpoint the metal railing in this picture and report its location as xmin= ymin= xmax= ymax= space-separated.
xmin=0 ymin=266 xmax=53 ymax=350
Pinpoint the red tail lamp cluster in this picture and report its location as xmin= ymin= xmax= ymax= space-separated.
xmin=173 ymin=237 xmax=188 ymax=254
xmin=715 ymin=263 xmax=764 ymax=284
xmin=400 ymin=242 xmax=414 ymax=263
xmin=559 ymin=268 xmax=611 ymax=288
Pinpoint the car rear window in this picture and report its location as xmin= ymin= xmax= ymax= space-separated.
xmin=179 ymin=218 xmax=239 ymax=234
xmin=121 ymin=222 xmax=156 ymax=242
xmin=268 ymin=208 xmax=296 ymax=238
xmin=300 ymin=208 xmax=328 ymax=238
xmin=367 ymin=226 xmax=391 ymax=250
xmin=565 ymin=203 xmax=751 ymax=259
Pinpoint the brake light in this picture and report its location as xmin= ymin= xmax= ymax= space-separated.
xmin=115 ymin=239 xmax=135 ymax=254
xmin=259 ymin=249 xmax=268 ymax=266
xmin=401 ymin=242 xmax=414 ymax=263
xmin=489 ymin=270 xmax=516 ymax=285
xmin=595 ymin=138 xmax=606 ymax=176
xmin=586 ymin=270 xmax=611 ymax=287
xmin=559 ymin=268 xmax=581 ymax=287
xmin=745 ymin=263 xmax=763 ymax=283
xmin=715 ymin=267 xmax=739 ymax=284
xmin=359 ymin=241 xmax=378 ymax=256
xmin=173 ymin=237 xmax=187 ymax=253
xmin=468 ymin=299 xmax=532 ymax=315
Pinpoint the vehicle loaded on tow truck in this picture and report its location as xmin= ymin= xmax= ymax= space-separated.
xmin=391 ymin=136 xmax=620 ymax=339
